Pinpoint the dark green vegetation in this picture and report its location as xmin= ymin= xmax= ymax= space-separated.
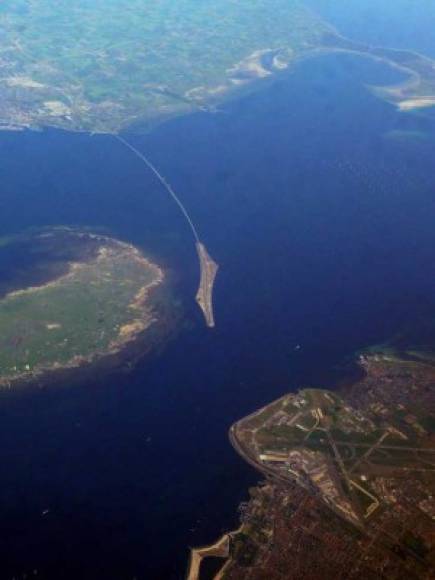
xmin=0 ymin=228 xmax=164 ymax=387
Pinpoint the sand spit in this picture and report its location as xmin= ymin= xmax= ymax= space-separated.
xmin=398 ymin=97 xmax=435 ymax=111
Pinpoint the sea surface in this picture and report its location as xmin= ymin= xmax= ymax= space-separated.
xmin=1 ymin=51 xmax=435 ymax=579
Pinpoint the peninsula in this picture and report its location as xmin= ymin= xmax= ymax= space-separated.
xmin=191 ymin=351 xmax=435 ymax=579
xmin=0 ymin=228 xmax=167 ymax=388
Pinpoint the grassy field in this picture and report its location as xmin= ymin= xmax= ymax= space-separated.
xmin=0 ymin=229 xmax=163 ymax=385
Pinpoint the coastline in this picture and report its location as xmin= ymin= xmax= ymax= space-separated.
xmin=200 ymin=352 xmax=435 ymax=578
xmin=3 ymin=25 xmax=435 ymax=138
xmin=0 ymin=231 xmax=173 ymax=391
xmin=0 ymin=279 xmax=180 ymax=393
xmin=186 ymin=525 xmax=245 ymax=580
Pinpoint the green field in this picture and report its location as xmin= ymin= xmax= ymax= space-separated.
xmin=0 ymin=229 xmax=163 ymax=385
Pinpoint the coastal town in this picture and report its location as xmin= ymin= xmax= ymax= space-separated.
xmin=189 ymin=350 xmax=435 ymax=579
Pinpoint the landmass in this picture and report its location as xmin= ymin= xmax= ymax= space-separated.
xmin=0 ymin=0 xmax=328 ymax=133
xmin=1 ymin=2 xmax=435 ymax=134
xmin=189 ymin=350 xmax=435 ymax=579
xmin=0 ymin=227 xmax=169 ymax=388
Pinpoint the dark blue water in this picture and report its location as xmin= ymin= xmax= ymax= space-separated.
xmin=1 ymin=54 xmax=435 ymax=579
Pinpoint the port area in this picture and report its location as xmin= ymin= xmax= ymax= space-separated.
xmin=195 ymin=242 xmax=218 ymax=328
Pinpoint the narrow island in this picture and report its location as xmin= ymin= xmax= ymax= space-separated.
xmin=189 ymin=350 xmax=435 ymax=579
xmin=195 ymin=242 xmax=218 ymax=328
xmin=0 ymin=227 xmax=171 ymax=388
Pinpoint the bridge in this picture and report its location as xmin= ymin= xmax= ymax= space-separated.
xmin=116 ymin=135 xmax=219 ymax=328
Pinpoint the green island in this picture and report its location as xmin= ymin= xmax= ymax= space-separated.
xmin=0 ymin=227 xmax=167 ymax=388
xmin=189 ymin=351 xmax=435 ymax=579
xmin=2 ymin=1 xmax=435 ymax=134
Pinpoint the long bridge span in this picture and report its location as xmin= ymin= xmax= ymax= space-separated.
xmin=116 ymin=135 xmax=218 ymax=327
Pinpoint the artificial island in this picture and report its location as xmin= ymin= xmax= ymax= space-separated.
xmin=189 ymin=350 xmax=435 ymax=579
xmin=0 ymin=227 xmax=171 ymax=388
xmin=115 ymin=135 xmax=219 ymax=328
xmin=195 ymin=242 xmax=218 ymax=328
